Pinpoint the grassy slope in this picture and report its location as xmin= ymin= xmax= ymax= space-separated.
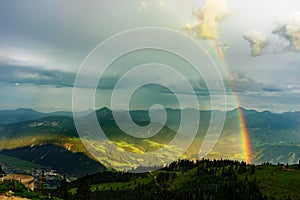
xmin=252 ymin=165 xmax=300 ymax=199
xmin=0 ymin=154 xmax=48 ymax=171
xmin=68 ymin=164 xmax=300 ymax=200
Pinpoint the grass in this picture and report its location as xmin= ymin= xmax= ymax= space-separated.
xmin=113 ymin=141 xmax=145 ymax=154
xmin=67 ymin=163 xmax=300 ymax=199
xmin=168 ymin=168 xmax=197 ymax=190
xmin=69 ymin=175 xmax=154 ymax=195
xmin=0 ymin=154 xmax=48 ymax=171
xmin=251 ymin=165 xmax=300 ymax=199
xmin=0 ymin=135 xmax=86 ymax=153
xmin=91 ymin=178 xmax=148 ymax=191
xmin=91 ymin=174 xmax=153 ymax=192
xmin=105 ymin=165 xmax=300 ymax=200
xmin=83 ymin=138 xmax=185 ymax=171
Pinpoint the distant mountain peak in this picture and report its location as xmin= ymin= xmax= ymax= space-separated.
xmin=235 ymin=107 xmax=257 ymax=113
xmin=97 ymin=107 xmax=111 ymax=113
xmin=96 ymin=107 xmax=112 ymax=114
xmin=231 ymin=106 xmax=248 ymax=112
xmin=227 ymin=107 xmax=258 ymax=118
xmin=237 ymin=106 xmax=246 ymax=111
xmin=11 ymin=108 xmax=40 ymax=113
xmin=94 ymin=107 xmax=113 ymax=121
xmin=260 ymin=110 xmax=271 ymax=114
xmin=15 ymin=108 xmax=36 ymax=111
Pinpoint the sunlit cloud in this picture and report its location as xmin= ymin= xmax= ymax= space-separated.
xmin=158 ymin=0 xmax=165 ymax=8
xmin=183 ymin=0 xmax=230 ymax=40
xmin=243 ymin=31 xmax=267 ymax=57
xmin=138 ymin=0 xmax=165 ymax=11
xmin=182 ymin=0 xmax=230 ymax=59
xmin=138 ymin=1 xmax=147 ymax=11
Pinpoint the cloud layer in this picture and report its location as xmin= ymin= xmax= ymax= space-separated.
xmin=228 ymin=73 xmax=283 ymax=93
xmin=0 ymin=66 xmax=75 ymax=87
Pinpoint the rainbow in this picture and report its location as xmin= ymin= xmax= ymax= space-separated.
xmin=206 ymin=40 xmax=252 ymax=164
xmin=138 ymin=0 xmax=252 ymax=164
xmin=176 ymin=0 xmax=252 ymax=163
xmin=236 ymin=100 xmax=252 ymax=164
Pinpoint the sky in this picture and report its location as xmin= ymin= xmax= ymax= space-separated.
xmin=1 ymin=0 xmax=300 ymax=112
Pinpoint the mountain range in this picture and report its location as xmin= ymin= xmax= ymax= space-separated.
xmin=0 ymin=107 xmax=299 ymax=183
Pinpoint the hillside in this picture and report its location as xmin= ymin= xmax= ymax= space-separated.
xmin=0 ymin=108 xmax=91 ymax=124
xmin=0 ymin=144 xmax=106 ymax=178
xmin=0 ymin=107 xmax=187 ymax=172
xmin=207 ymin=107 xmax=300 ymax=164
xmin=55 ymin=159 xmax=300 ymax=200
xmin=2 ymin=159 xmax=300 ymax=200
xmin=0 ymin=108 xmax=74 ymax=124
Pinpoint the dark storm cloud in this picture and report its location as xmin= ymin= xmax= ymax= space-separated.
xmin=141 ymin=79 xmax=210 ymax=97
xmin=0 ymin=65 xmax=126 ymax=90
xmin=0 ymin=65 xmax=75 ymax=87
xmin=227 ymin=73 xmax=284 ymax=93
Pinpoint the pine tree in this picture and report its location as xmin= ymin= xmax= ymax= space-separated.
xmin=59 ymin=174 xmax=68 ymax=199
xmin=250 ymin=164 xmax=255 ymax=175
xmin=0 ymin=164 xmax=5 ymax=176
xmin=75 ymin=178 xmax=91 ymax=200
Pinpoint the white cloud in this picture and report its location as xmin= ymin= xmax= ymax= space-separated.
xmin=244 ymin=12 xmax=300 ymax=56
xmin=273 ymin=12 xmax=300 ymax=51
xmin=183 ymin=0 xmax=230 ymax=40
xmin=243 ymin=31 xmax=267 ymax=56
